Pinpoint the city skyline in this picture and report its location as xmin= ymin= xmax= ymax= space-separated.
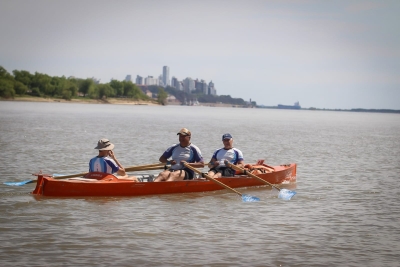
xmin=1 ymin=1 xmax=399 ymax=109
xmin=133 ymin=66 xmax=217 ymax=96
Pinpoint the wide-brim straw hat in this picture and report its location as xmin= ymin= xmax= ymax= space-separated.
xmin=94 ymin=138 xmax=115 ymax=150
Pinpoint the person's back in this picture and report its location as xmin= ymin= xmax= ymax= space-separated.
xmin=89 ymin=155 xmax=119 ymax=174
xmin=89 ymin=138 xmax=134 ymax=180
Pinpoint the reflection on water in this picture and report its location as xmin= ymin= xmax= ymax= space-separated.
xmin=0 ymin=102 xmax=399 ymax=267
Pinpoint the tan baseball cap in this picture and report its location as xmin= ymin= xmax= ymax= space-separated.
xmin=177 ymin=128 xmax=191 ymax=136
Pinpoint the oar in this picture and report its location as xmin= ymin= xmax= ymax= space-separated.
xmin=183 ymin=163 xmax=260 ymax=202
xmin=125 ymin=163 xmax=165 ymax=172
xmin=225 ymin=161 xmax=296 ymax=200
xmin=4 ymin=163 xmax=166 ymax=186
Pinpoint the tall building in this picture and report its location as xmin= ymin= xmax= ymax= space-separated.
xmin=194 ymin=79 xmax=202 ymax=91
xmin=183 ymin=77 xmax=195 ymax=93
xmin=158 ymin=75 xmax=165 ymax=87
xmin=145 ymin=76 xmax=159 ymax=86
xmin=136 ymin=75 xmax=143 ymax=85
xmin=125 ymin=75 xmax=132 ymax=82
xmin=195 ymin=79 xmax=208 ymax=94
xmin=171 ymin=76 xmax=179 ymax=88
xmin=177 ymin=81 xmax=183 ymax=91
xmin=163 ymin=66 xmax=170 ymax=87
xmin=208 ymin=81 xmax=217 ymax=95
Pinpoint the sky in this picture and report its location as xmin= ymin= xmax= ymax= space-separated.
xmin=1 ymin=0 xmax=399 ymax=109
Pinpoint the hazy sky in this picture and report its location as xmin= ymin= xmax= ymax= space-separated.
xmin=1 ymin=0 xmax=399 ymax=109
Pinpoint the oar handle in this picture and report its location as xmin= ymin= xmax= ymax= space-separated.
xmin=125 ymin=165 xmax=165 ymax=172
xmin=183 ymin=163 xmax=243 ymax=197
xmin=225 ymin=161 xmax=281 ymax=191
xmin=125 ymin=163 xmax=165 ymax=172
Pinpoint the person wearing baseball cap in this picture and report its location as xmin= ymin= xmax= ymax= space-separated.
xmin=154 ymin=128 xmax=204 ymax=182
xmin=207 ymin=133 xmax=244 ymax=178
xmin=89 ymin=138 xmax=134 ymax=179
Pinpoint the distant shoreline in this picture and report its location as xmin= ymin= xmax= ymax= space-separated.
xmin=0 ymin=96 xmax=160 ymax=106
xmin=2 ymin=96 xmax=399 ymax=113
xmin=258 ymin=106 xmax=400 ymax=114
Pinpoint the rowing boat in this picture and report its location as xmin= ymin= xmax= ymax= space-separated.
xmin=31 ymin=162 xmax=297 ymax=197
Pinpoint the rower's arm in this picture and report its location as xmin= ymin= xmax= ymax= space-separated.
xmin=188 ymin=161 xmax=205 ymax=168
xmin=159 ymin=155 xmax=168 ymax=163
xmin=236 ymin=160 xmax=244 ymax=169
xmin=208 ymin=158 xmax=218 ymax=168
xmin=109 ymin=151 xmax=126 ymax=176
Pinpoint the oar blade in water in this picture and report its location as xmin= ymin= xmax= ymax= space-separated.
xmin=241 ymin=194 xmax=260 ymax=202
xmin=3 ymin=179 xmax=34 ymax=186
xmin=278 ymin=189 xmax=296 ymax=200
xmin=4 ymin=174 xmax=68 ymax=186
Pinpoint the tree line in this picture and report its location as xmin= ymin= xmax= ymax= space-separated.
xmin=158 ymin=86 xmax=253 ymax=106
xmin=0 ymin=66 xmax=152 ymax=102
xmin=0 ymin=66 xmax=252 ymax=106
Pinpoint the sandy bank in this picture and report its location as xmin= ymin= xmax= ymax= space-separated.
xmin=0 ymin=96 xmax=160 ymax=106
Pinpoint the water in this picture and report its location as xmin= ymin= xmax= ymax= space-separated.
xmin=0 ymin=101 xmax=399 ymax=267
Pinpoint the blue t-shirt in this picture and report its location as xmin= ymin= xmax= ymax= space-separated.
xmin=211 ymin=147 xmax=244 ymax=167
xmin=89 ymin=156 xmax=119 ymax=174
xmin=162 ymin=143 xmax=204 ymax=176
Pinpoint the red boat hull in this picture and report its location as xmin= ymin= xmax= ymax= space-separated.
xmin=32 ymin=163 xmax=297 ymax=197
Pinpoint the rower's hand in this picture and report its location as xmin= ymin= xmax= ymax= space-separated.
xmin=170 ymin=160 xmax=177 ymax=165
xmin=180 ymin=160 xmax=187 ymax=166
xmin=108 ymin=150 xmax=115 ymax=158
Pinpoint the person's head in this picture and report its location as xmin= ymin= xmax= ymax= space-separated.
xmin=94 ymin=138 xmax=114 ymax=155
xmin=222 ymin=133 xmax=233 ymax=149
xmin=177 ymin=128 xmax=191 ymax=145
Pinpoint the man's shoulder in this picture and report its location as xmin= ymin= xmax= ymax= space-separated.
xmin=232 ymin=147 xmax=244 ymax=159
xmin=165 ymin=144 xmax=179 ymax=152
xmin=103 ymin=156 xmax=118 ymax=166
xmin=214 ymin=147 xmax=225 ymax=153
xmin=89 ymin=156 xmax=100 ymax=161
xmin=189 ymin=143 xmax=202 ymax=150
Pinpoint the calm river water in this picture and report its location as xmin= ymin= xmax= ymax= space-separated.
xmin=0 ymin=101 xmax=399 ymax=267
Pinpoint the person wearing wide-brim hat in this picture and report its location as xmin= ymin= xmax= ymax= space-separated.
xmin=89 ymin=138 xmax=135 ymax=180
xmin=207 ymin=133 xmax=244 ymax=178
xmin=154 ymin=128 xmax=204 ymax=182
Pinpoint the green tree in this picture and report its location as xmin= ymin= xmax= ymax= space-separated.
xmin=30 ymin=87 xmax=42 ymax=97
xmin=0 ymin=79 xmax=15 ymax=98
xmin=79 ymin=79 xmax=95 ymax=97
xmin=31 ymin=72 xmax=53 ymax=96
xmin=61 ymin=89 xmax=72 ymax=100
xmin=13 ymin=70 xmax=32 ymax=88
xmin=157 ymin=87 xmax=168 ymax=105
xmin=124 ymin=81 xmax=145 ymax=99
xmin=87 ymin=84 xmax=98 ymax=99
xmin=109 ymin=79 xmax=124 ymax=96
xmin=0 ymin=67 xmax=15 ymax=98
xmin=68 ymin=84 xmax=78 ymax=97
xmin=0 ymin=66 xmax=13 ymax=79
xmin=14 ymin=81 xmax=28 ymax=95
xmin=97 ymin=84 xmax=114 ymax=99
